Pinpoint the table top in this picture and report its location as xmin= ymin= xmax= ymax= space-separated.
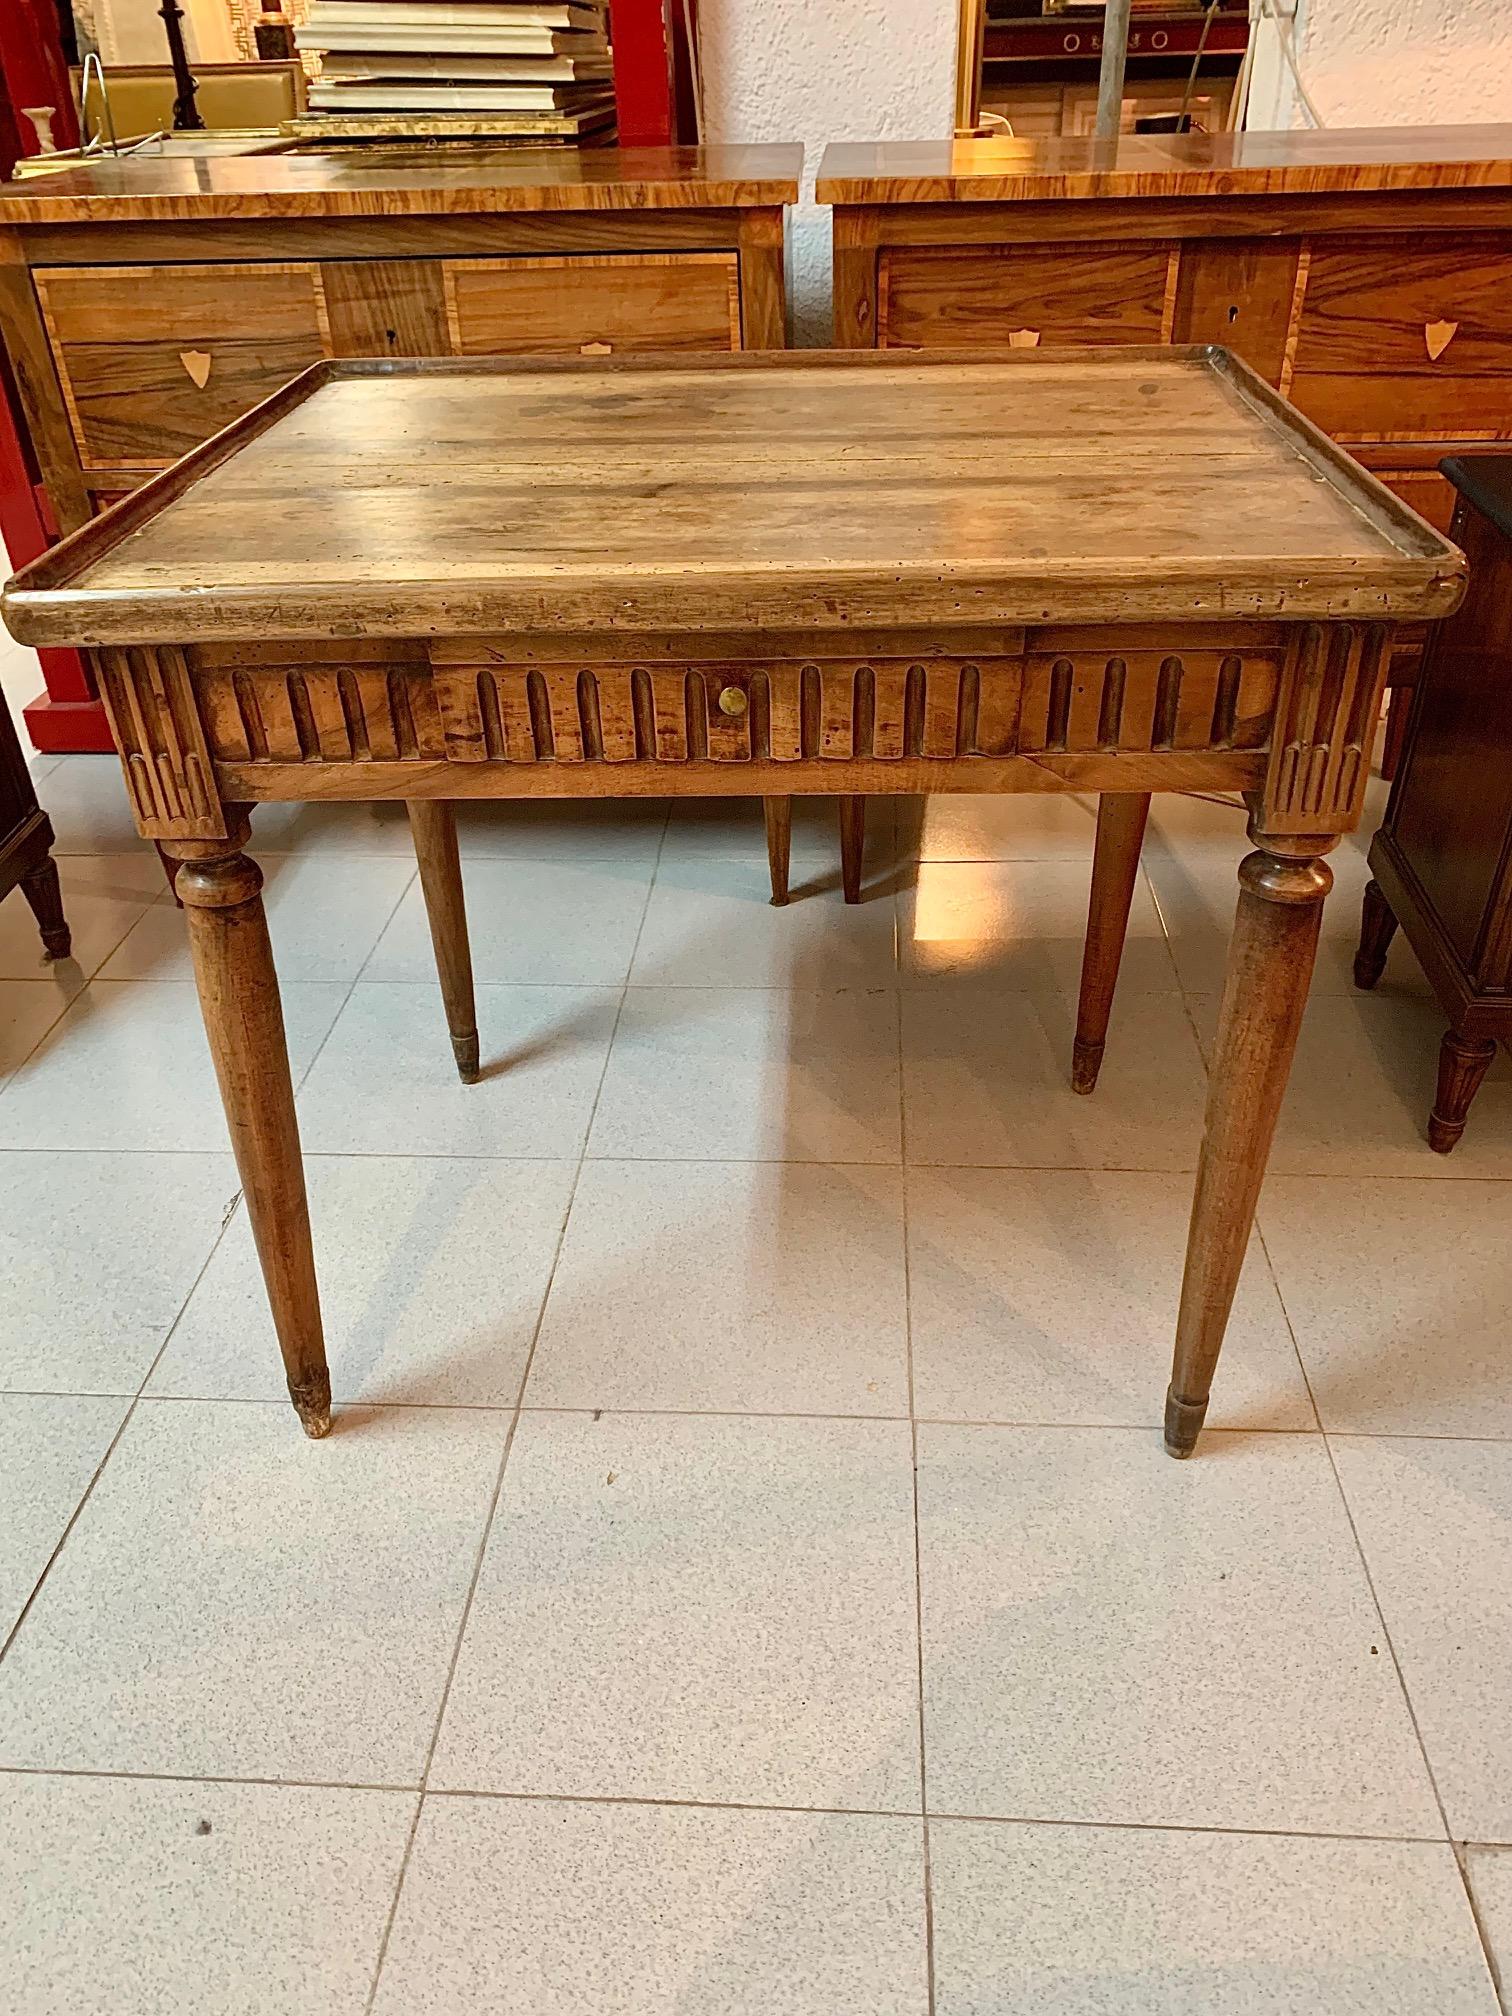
xmin=816 ymin=125 xmax=1512 ymax=206
xmin=0 ymin=143 xmax=803 ymax=225
xmin=2 ymin=350 xmax=1463 ymax=648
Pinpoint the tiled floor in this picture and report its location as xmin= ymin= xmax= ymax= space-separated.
xmin=2 ymin=729 xmax=1512 ymax=2013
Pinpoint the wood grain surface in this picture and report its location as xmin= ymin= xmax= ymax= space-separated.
xmin=816 ymin=127 xmax=1512 ymax=207
xmin=2 ymin=349 xmax=1463 ymax=647
xmin=0 ymin=144 xmax=803 ymax=226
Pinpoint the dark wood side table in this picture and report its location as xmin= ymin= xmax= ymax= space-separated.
xmin=1355 ymin=456 xmax=1512 ymax=1153
xmin=0 ymin=681 xmax=68 ymax=959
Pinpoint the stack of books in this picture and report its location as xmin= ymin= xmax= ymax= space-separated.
xmin=292 ymin=0 xmax=615 ymax=142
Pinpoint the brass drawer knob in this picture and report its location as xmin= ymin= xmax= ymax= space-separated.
xmin=717 ymin=685 xmax=748 ymax=717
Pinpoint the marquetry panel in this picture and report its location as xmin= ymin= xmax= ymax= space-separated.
xmin=1284 ymin=235 xmax=1512 ymax=439
xmin=34 ymin=262 xmax=332 ymax=471
xmin=876 ymin=240 xmax=1177 ymax=350
xmin=93 ymin=645 xmax=226 ymax=838
xmin=1261 ymin=622 xmax=1391 ymax=833
xmin=442 ymin=253 xmax=742 ymax=357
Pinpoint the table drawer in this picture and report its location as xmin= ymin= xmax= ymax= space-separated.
xmin=442 ymin=253 xmax=741 ymax=356
xmin=1286 ymin=235 xmax=1512 ymax=438
xmin=877 ymin=241 xmax=1177 ymax=349
xmin=34 ymin=262 xmax=332 ymax=472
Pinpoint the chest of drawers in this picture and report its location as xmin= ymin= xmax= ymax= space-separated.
xmin=819 ymin=126 xmax=1512 ymax=540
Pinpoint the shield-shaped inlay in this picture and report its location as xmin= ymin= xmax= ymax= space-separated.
xmin=1008 ymin=328 xmax=1041 ymax=348
xmin=179 ymin=349 xmax=212 ymax=389
xmin=1424 ymin=319 xmax=1459 ymax=362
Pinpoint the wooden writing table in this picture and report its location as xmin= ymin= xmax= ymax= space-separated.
xmin=0 ymin=350 xmax=1462 ymax=1456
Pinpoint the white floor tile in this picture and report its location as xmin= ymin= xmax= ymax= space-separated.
xmin=0 ymin=1773 xmax=414 ymax=2016
xmin=899 ymin=791 xmax=1100 ymax=864
xmin=917 ymin=1425 xmax=1441 ymax=1835
xmin=1260 ymin=1178 xmax=1512 ymax=1437
xmin=0 ymin=981 xmax=70 ymax=1086
xmin=589 ymin=987 xmax=902 ymax=1164
xmin=1149 ymin=839 xmax=1432 ymax=1000
xmin=0 ymin=982 xmax=348 ymax=1152
xmin=528 ymin=1160 xmax=908 ymax=1415
xmin=1333 ymin=1437 xmax=1512 ymax=1843
xmin=373 ymin=1796 xmax=928 ymax=2016
xmin=101 ymin=855 xmax=415 ymax=985
xmin=0 ymin=1400 xmax=504 ymax=1783
xmin=931 ymin=1821 xmax=1496 ymax=2016
xmin=1143 ymin=790 xmax=1249 ymax=858
xmin=431 ymin=1411 xmax=920 ymax=1809
xmin=1466 ymin=1847 xmax=1512 ymax=1999
xmin=908 ymin=1169 xmax=1311 ymax=1430
xmin=29 ymin=756 xmax=147 ymax=855
xmin=297 ymin=983 xmax=620 ymax=1158
xmin=366 ymin=856 xmax=653 ymax=988
xmin=454 ymin=796 xmax=668 ymax=864
xmin=0 ymin=853 xmax=163 ymax=989
xmin=0 ymin=1151 xmax=238 ymax=1394
xmin=899 ymin=859 xmax=1178 ymax=995
xmin=631 ymin=855 xmax=898 ymax=989
xmin=0 ymin=1394 xmax=126 ymax=1640
xmin=902 ymin=989 xmax=1207 ymax=1170
xmin=154 ymin=1157 xmax=575 ymax=1406
xmin=1188 ymin=993 xmax=1512 ymax=1178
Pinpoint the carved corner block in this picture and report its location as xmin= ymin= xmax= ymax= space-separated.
xmin=1259 ymin=622 xmax=1391 ymax=836
xmin=93 ymin=645 xmax=228 ymax=840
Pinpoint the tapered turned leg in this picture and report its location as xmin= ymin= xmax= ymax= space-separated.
xmin=19 ymin=858 xmax=70 ymax=960
xmin=1429 ymin=1029 xmax=1498 ymax=1155
xmin=168 ymin=820 xmax=330 ymax=1439
xmin=763 ymin=796 xmax=792 ymax=906
xmin=1166 ymin=829 xmax=1336 ymax=1458
xmin=1073 ymin=791 xmax=1150 ymax=1093
xmin=407 ymin=801 xmax=479 ymax=1083
xmin=839 ymin=795 xmax=866 ymax=904
xmin=1353 ymin=878 xmax=1398 ymax=991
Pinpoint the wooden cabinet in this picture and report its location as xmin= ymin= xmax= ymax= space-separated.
xmin=0 ymin=142 xmax=798 ymax=746
xmin=0 ymin=145 xmax=797 ymax=520
xmin=820 ymin=128 xmax=1512 ymax=539
xmin=1357 ymin=457 xmax=1512 ymax=1152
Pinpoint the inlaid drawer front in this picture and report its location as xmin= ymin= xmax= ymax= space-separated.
xmin=877 ymin=242 xmax=1178 ymax=350
xmin=34 ymin=263 xmax=332 ymax=472
xmin=442 ymin=253 xmax=741 ymax=357
xmin=1285 ymin=235 xmax=1512 ymax=439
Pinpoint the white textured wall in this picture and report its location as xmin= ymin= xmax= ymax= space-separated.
xmin=1277 ymin=0 xmax=1512 ymax=126
xmin=699 ymin=0 xmax=957 ymax=344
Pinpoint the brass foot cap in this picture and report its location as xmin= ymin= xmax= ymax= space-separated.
xmin=1070 ymin=1038 xmax=1103 ymax=1096
xmin=289 ymin=1373 xmax=332 ymax=1441
xmin=1163 ymin=1386 xmax=1207 ymax=1460
xmin=453 ymin=1031 xmax=481 ymax=1084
